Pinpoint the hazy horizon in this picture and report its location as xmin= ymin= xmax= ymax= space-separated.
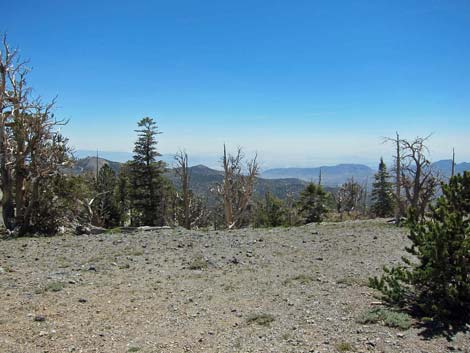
xmin=74 ymin=148 xmax=465 ymax=171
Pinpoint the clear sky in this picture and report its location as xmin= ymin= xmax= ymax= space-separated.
xmin=2 ymin=0 xmax=470 ymax=168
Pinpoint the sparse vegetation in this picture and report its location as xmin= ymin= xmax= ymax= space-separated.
xmin=335 ymin=341 xmax=354 ymax=352
xmin=188 ymin=256 xmax=208 ymax=270
xmin=357 ymin=308 xmax=412 ymax=330
xmin=46 ymin=282 xmax=65 ymax=292
xmin=246 ymin=313 xmax=275 ymax=327
xmin=253 ymin=192 xmax=289 ymax=227
xmin=283 ymin=274 xmax=314 ymax=285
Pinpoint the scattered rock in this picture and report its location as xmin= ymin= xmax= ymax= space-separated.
xmin=229 ymin=257 xmax=240 ymax=265
xmin=89 ymin=226 xmax=106 ymax=235
xmin=75 ymin=225 xmax=91 ymax=235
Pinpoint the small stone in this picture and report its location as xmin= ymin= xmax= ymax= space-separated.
xmin=229 ymin=257 xmax=240 ymax=264
xmin=88 ymin=266 xmax=97 ymax=272
xmin=78 ymin=298 xmax=87 ymax=303
xmin=34 ymin=315 xmax=46 ymax=322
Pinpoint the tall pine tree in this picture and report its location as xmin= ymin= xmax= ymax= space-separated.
xmin=371 ymin=158 xmax=394 ymax=217
xmin=129 ymin=117 xmax=166 ymax=226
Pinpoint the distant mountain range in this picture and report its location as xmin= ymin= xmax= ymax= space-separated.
xmin=68 ymin=156 xmax=470 ymax=199
xmin=261 ymin=161 xmax=470 ymax=187
xmin=164 ymin=164 xmax=333 ymax=202
xmin=262 ymin=164 xmax=375 ymax=187
xmin=67 ymin=157 xmax=334 ymax=201
xmin=430 ymin=160 xmax=470 ymax=178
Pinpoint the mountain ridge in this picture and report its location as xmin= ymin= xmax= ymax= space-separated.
xmin=68 ymin=156 xmax=470 ymax=196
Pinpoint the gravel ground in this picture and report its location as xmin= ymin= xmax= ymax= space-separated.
xmin=0 ymin=219 xmax=469 ymax=353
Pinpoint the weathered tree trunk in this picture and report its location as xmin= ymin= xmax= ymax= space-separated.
xmin=0 ymin=40 xmax=15 ymax=230
xmin=217 ymin=145 xmax=258 ymax=229
xmin=175 ymin=150 xmax=191 ymax=229
xmin=394 ymin=132 xmax=402 ymax=225
xmin=14 ymin=119 xmax=27 ymax=226
xmin=222 ymin=145 xmax=234 ymax=228
xmin=19 ymin=178 xmax=40 ymax=235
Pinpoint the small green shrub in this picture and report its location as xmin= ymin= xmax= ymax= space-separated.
xmin=246 ymin=313 xmax=275 ymax=327
xmin=357 ymin=308 xmax=412 ymax=330
xmin=335 ymin=342 xmax=354 ymax=352
xmin=253 ymin=192 xmax=289 ymax=227
xmin=46 ymin=282 xmax=65 ymax=292
xmin=283 ymin=274 xmax=314 ymax=285
xmin=188 ymin=256 xmax=208 ymax=270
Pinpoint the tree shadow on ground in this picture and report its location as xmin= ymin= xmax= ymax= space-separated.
xmin=410 ymin=308 xmax=470 ymax=341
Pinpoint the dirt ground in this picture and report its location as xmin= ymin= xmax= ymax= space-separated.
xmin=0 ymin=219 xmax=469 ymax=353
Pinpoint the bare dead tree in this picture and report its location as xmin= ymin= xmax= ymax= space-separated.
xmin=385 ymin=133 xmax=439 ymax=222
xmin=361 ymin=177 xmax=368 ymax=216
xmin=399 ymin=135 xmax=439 ymax=220
xmin=335 ymin=177 xmax=363 ymax=219
xmin=175 ymin=150 xmax=191 ymax=229
xmin=216 ymin=145 xmax=259 ymax=229
xmin=0 ymin=34 xmax=23 ymax=229
xmin=384 ymin=132 xmax=405 ymax=225
xmin=0 ymin=34 xmax=71 ymax=234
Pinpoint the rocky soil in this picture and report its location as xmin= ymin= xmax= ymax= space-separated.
xmin=0 ymin=219 xmax=469 ymax=353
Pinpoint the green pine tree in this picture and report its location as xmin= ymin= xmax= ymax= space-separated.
xmin=93 ymin=164 xmax=121 ymax=228
xmin=254 ymin=192 xmax=287 ymax=227
xmin=129 ymin=117 xmax=166 ymax=226
xmin=370 ymin=172 xmax=470 ymax=322
xmin=371 ymin=158 xmax=394 ymax=217
xmin=297 ymin=183 xmax=329 ymax=223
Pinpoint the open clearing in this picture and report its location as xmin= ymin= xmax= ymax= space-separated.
xmin=1 ymin=219 xmax=469 ymax=352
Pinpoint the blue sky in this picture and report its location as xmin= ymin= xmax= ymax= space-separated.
xmin=2 ymin=0 xmax=470 ymax=168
